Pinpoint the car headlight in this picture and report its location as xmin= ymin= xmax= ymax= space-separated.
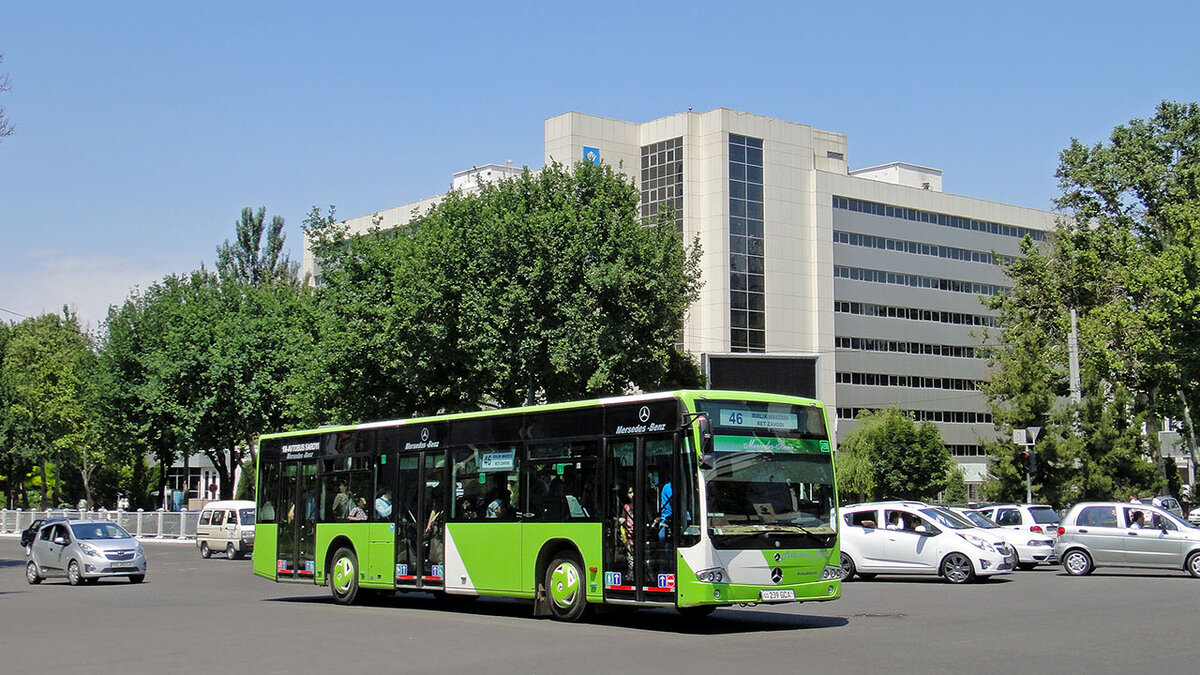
xmin=695 ymin=567 xmax=726 ymax=583
xmin=79 ymin=543 xmax=102 ymax=558
xmin=959 ymin=534 xmax=993 ymax=552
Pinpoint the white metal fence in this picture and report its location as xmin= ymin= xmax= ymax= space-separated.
xmin=0 ymin=509 xmax=200 ymax=540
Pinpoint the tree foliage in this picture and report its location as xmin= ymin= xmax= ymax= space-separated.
xmin=0 ymin=311 xmax=102 ymax=507
xmin=304 ymin=160 xmax=703 ymax=423
xmin=983 ymin=101 xmax=1200 ymax=504
xmin=837 ymin=408 xmax=953 ymax=502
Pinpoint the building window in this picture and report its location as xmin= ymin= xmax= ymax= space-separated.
xmin=731 ymin=134 xmax=764 ymax=352
xmin=641 ymin=137 xmax=684 ymax=231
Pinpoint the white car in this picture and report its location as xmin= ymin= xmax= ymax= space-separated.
xmin=1189 ymin=506 xmax=1200 ymax=526
xmin=955 ymin=508 xmax=1055 ymax=570
xmin=973 ymin=504 xmax=1061 ymax=542
xmin=839 ymin=501 xmax=1015 ymax=584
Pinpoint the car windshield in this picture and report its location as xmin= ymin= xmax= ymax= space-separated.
xmin=70 ymin=522 xmax=132 ymax=540
xmin=959 ymin=511 xmax=999 ymax=528
xmin=921 ymin=508 xmax=974 ymax=530
xmin=1029 ymin=506 xmax=1059 ymax=524
xmin=238 ymin=509 xmax=255 ymax=525
xmin=698 ymin=400 xmax=836 ymax=547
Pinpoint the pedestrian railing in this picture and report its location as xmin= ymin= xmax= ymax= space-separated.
xmin=0 ymin=508 xmax=200 ymax=540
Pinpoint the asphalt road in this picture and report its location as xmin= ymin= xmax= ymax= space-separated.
xmin=3 ymin=535 xmax=1198 ymax=675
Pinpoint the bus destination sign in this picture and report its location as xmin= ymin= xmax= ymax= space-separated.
xmin=719 ymin=409 xmax=798 ymax=431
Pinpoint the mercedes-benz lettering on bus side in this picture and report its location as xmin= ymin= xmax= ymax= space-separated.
xmin=253 ymin=390 xmax=840 ymax=621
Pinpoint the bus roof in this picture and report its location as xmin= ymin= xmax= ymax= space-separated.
xmin=259 ymin=389 xmax=825 ymax=440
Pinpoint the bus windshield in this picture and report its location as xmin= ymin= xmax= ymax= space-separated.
xmin=697 ymin=400 xmax=835 ymax=549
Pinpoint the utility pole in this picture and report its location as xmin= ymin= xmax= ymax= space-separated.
xmin=1068 ymin=309 xmax=1082 ymax=432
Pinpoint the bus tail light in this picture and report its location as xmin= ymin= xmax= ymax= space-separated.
xmin=695 ymin=567 xmax=725 ymax=583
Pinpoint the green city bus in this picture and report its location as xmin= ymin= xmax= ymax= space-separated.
xmin=253 ymin=390 xmax=841 ymax=621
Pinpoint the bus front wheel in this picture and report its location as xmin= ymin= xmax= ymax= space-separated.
xmin=330 ymin=546 xmax=360 ymax=605
xmin=545 ymin=552 xmax=587 ymax=622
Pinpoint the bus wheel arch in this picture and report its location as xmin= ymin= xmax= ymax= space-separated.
xmin=534 ymin=540 xmax=588 ymax=621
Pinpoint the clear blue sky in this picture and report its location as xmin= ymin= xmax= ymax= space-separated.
xmin=2 ymin=2 xmax=1197 ymax=329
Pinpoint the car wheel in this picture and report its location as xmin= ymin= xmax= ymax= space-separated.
xmin=1017 ymin=562 xmax=1038 ymax=571
xmin=68 ymin=560 xmax=84 ymax=586
xmin=200 ymin=542 xmax=211 ymax=559
xmin=544 ymin=552 xmax=588 ymax=622
xmin=941 ymin=552 xmax=975 ymax=584
xmin=26 ymin=561 xmax=42 ymax=585
xmin=329 ymin=546 xmax=360 ymax=605
xmin=839 ymin=552 xmax=858 ymax=581
xmin=1185 ymin=551 xmax=1200 ymax=578
xmin=226 ymin=543 xmax=238 ymax=560
xmin=1063 ymin=549 xmax=1093 ymax=576
xmin=129 ymin=574 xmax=145 ymax=584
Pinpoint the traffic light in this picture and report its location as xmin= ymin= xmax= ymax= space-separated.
xmin=1019 ymin=450 xmax=1038 ymax=474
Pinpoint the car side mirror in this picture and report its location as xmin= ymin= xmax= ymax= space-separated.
xmin=861 ymin=520 xmax=876 ymax=529
xmin=53 ymin=536 xmax=66 ymax=545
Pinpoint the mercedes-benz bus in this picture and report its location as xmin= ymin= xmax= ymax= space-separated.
xmin=253 ymin=390 xmax=840 ymax=621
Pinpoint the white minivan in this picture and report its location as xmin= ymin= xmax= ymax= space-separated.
xmin=196 ymin=500 xmax=256 ymax=559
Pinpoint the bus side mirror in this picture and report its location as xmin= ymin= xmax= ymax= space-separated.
xmin=696 ymin=414 xmax=713 ymax=456
xmin=700 ymin=454 xmax=715 ymax=471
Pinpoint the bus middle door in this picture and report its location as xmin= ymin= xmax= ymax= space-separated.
xmin=278 ymin=458 xmax=319 ymax=580
xmin=604 ymin=433 xmax=678 ymax=604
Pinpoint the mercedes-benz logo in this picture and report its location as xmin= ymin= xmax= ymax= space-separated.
xmin=638 ymin=406 xmax=651 ymax=423
xmin=774 ymin=553 xmax=782 ymax=562
xmin=421 ymin=428 xmax=430 ymax=442
xmin=771 ymin=567 xmax=783 ymax=584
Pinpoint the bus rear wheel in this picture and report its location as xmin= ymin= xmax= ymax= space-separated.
xmin=330 ymin=547 xmax=360 ymax=605
xmin=545 ymin=552 xmax=587 ymax=622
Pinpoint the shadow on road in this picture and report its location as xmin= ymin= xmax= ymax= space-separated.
xmin=264 ymin=591 xmax=848 ymax=634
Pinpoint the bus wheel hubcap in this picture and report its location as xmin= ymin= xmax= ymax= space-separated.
xmin=334 ymin=557 xmax=354 ymax=593
xmin=550 ymin=563 xmax=580 ymax=609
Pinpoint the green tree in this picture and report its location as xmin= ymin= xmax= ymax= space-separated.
xmin=837 ymin=408 xmax=953 ymax=501
xmin=306 ymin=160 xmax=703 ymax=422
xmin=983 ymin=101 xmax=1200 ymax=503
xmin=216 ymin=206 xmax=299 ymax=286
xmin=0 ymin=311 xmax=102 ymax=507
xmin=943 ymin=466 xmax=969 ymax=505
xmin=833 ymin=441 xmax=874 ymax=504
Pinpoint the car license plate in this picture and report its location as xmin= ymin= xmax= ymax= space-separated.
xmin=113 ymin=566 xmax=136 ymax=572
xmin=760 ymin=589 xmax=795 ymax=602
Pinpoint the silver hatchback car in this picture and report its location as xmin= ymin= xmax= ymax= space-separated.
xmin=1055 ymin=502 xmax=1200 ymax=578
xmin=26 ymin=520 xmax=147 ymax=585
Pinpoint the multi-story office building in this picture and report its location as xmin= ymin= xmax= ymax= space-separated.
xmin=304 ymin=108 xmax=1058 ymax=490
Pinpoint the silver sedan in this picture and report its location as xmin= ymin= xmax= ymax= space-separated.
xmin=26 ymin=520 xmax=147 ymax=585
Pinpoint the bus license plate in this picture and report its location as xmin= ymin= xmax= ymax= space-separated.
xmin=760 ymin=589 xmax=794 ymax=602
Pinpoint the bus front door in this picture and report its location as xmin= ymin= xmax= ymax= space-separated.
xmin=278 ymin=458 xmax=319 ymax=580
xmin=605 ymin=434 xmax=677 ymax=604
xmin=394 ymin=451 xmax=446 ymax=590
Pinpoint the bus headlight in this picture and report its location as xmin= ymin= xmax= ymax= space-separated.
xmin=695 ymin=567 xmax=726 ymax=583
xmin=820 ymin=565 xmax=842 ymax=581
